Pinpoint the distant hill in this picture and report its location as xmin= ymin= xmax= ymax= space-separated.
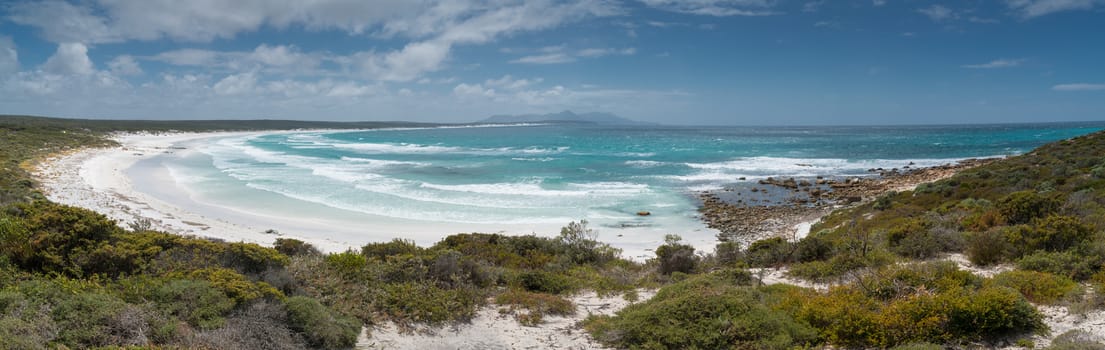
xmin=477 ymin=110 xmax=650 ymax=125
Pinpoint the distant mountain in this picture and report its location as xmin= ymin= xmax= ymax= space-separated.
xmin=477 ymin=110 xmax=650 ymax=125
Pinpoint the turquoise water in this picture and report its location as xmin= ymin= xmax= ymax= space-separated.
xmin=139 ymin=122 xmax=1104 ymax=253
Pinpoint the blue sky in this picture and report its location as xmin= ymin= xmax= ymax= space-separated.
xmin=0 ymin=0 xmax=1103 ymax=125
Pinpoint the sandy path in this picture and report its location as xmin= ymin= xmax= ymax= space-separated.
xmin=357 ymin=290 xmax=656 ymax=350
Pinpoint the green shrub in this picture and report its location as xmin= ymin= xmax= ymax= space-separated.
xmin=326 ymin=250 xmax=367 ymax=274
xmin=361 ymin=239 xmax=422 ymax=260
xmin=10 ymin=202 xmax=122 ymax=275
xmin=428 ymin=250 xmax=492 ymax=288
xmin=890 ymin=225 xmax=964 ymax=259
xmin=273 ymin=238 xmax=320 ymax=257
xmin=997 ymin=191 xmax=1060 ymax=225
xmin=655 ymin=234 xmax=698 ymax=275
xmin=1017 ymin=250 xmax=1102 ymax=280
xmin=0 ymin=290 xmax=57 ymax=350
xmin=375 ymin=282 xmax=485 ymax=325
xmin=965 ymin=227 xmax=1014 ymax=266
xmin=50 ymin=292 xmax=133 ymax=347
xmin=791 ymin=263 xmax=1044 ymax=347
xmin=585 ymin=274 xmax=816 ymax=350
xmin=186 ymin=268 xmax=283 ymax=304
xmin=746 ymin=237 xmax=792 ymax=267
xmin=874 ymin=191 xmax=897 ymax=210
xmin=494 ymin=290 xmax=575 ymax=326
xmin=794 ymin=235 xmax=831 ymax=262
xmin=989 ymin=270 xmax=1080 ymax=304
xmin=944 ymin=286 xmax=1044 ymax=340
xmin=517 ymin=270 xmax=574 ymax=294
xmin=284 ymin=296 xmax=360 ymax=349
xmin=714 ymin=241 xmax=743 ymax=266
xmin=558 ymin=220 xmax=621 ymax=265
xmin=151 ymin=279 xmax=235 ymax=330
xmin=1025 ymin=215 xmax=1094 ymax=252
xmin=189 ymin=300 xmax=305 ymax=350
xmin=220 ymin=242 xmax=290 ymax=274
xmin=788 ymin=249 xmax=897 ymax=281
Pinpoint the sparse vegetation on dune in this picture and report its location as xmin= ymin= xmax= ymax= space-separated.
xmin=4 ymin=115 xmax=1105 ymax=348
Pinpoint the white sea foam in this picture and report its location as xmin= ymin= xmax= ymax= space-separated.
xmin=625 ymin=160 xmax=666 ymax=168
xmin=684 ymin=156 xmax=965 ymax=174
xmin=332 ymin=142 xmax=462 ymax=154
xmin=511 ymin=157 xmax=557 ymax=162
xmin=339 ymin=156 xmax=428 ymax=167
xmin=419 ymin=181 xmax=648 ymax=197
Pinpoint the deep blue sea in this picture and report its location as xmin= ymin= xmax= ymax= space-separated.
xmin=139 ymin=122 xmax=1105 ymax=255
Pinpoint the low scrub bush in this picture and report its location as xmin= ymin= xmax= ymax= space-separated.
xmin=1023 ymin=215 xmax=1094 ymax=252
xmin=517 ymin=270 xmax=574 ymax=294
xmin=965 ymin=227 xmax=1014 ymax=266
xmin=585 ymin=272 xmax=815 ymax=350
xmin=151 ymin=279 xmax=235 ymax=330
xmin=273 ymin=238 xmax=320 ymax=257
xmin=187 ymin=300 xmax=305 ymax=350
xmin=997 ymin=191 xmax=1061 ymax=225
xmin=988 ymin=270 xmax=1080 ymax=304
xmin=185 ymin=268 xmax=283 ymax=304
xmin=655 ymin=234 xmax=698 ymax=275
xmin=325 ymin=251 xmax=367 ymax=275
xmin=361 ymin=239 xmax=422 ymax=260
xmin=50 ymin=292 xmax=135 ymax=347
xmin=745 ymin=237 xmax=792 ymax=267
xmin=284 ymin=296 xmax=360 ymax=349
xmin=793 ymin=268 xmax=1043 ymax=347
xmin=1017 ymin=250 xmax=1102 ymax=280
xmin=494 ymin=290 xmax=574 ymax=326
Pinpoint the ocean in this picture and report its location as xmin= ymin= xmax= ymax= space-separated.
xmin=132 ymin=122 xmax=1105 ymax=257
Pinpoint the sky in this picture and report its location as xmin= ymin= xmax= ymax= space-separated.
xmin=0 ymin=0 xmax=1103 ymax=125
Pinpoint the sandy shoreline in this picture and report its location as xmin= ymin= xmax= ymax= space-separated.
xmin=33 ymin=131 xmax=717 ymax=258
xmin=35 ymin=131 xmax=372 ymax=253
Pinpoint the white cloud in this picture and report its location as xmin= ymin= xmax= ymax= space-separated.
xmin=366 ymin=40 xmax=452 ymax=81
xmin=213 ymin=72 xmax=258 ymax=95
xmin=108 ymin=55 xmax=142 ymax=75
xmin=152 ymin=49 xmax=220 ymax=66
xmin=1052 ymin=83 xmax=1105 ymax=91
xmin=249 ymin=44 xmax=317 ymax=67
xmin=485 ymin=75 xmax=542 ymax=90
xmin=968 ymin=16 xmax=1001 ymax=23
xmin=577 ymin=47 xmax=636 ymax=57
xmin=802 ymin=1 xmax=824 ymax=13
xmin=872 ymin=0 xmax=886 ymax=6
xmin=453 ymin=83 xmax=496 ymax=97
xmin=646 ymin=21 xmax=686 ymax=28
xmin=41 ymin=43 xmax=94 ymax=75
xmin=8 ymin=1 xmax=619 ymax=43
xmin=962 ymin=58 xmax=1025 ymax=69
xmin=8 ymin=0 xmax=618 ymax=83
xmin=510 ymin=46 xmax=635 ymax=64
xmin=917 ymin=5 xmax=956 ymax=21
xmin=1006 ymin=0 xmax=1105 ymax=18
xmin=0 ymin=36 xmax=18 ymax=75
xmin=639 ymin=0 xmax=779 ymax=16
xmin=510 ymin=53 xmax=576 ymax=64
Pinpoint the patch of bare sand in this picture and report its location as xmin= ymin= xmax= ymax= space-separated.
xmin=357 ymin=290 xmax=656 ymax=350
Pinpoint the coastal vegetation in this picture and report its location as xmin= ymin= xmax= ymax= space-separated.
xmin=2 ymin=115 xmax=1105 ymax=348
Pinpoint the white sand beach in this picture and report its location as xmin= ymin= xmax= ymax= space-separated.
xmin=33 ymin=131 xmax=722 ymax=258
xmin=35 ymin=131 xmax=369 ymax=252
